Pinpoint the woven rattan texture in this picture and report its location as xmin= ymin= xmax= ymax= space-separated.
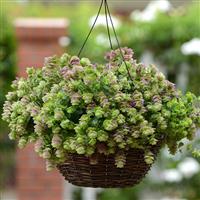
xmin=57 ymin=146 xmax=161 ymax=188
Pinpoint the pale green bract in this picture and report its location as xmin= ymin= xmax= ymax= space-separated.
xmin=2 ymin=48 xmax=200 ymax=171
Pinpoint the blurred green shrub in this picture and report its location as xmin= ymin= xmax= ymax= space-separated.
xmin=98 ymin=187 xmax=139 ymax=200
xmin=0 ymin=13 xmax=16 ymax=137
xmin=0 ymin=13 xmax=16 ymax=190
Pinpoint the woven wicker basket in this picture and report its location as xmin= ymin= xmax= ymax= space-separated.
xmin=57 ymin=144 xmax=161 ymax=188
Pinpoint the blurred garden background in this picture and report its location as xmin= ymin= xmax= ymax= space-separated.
xmin=0 ymin=0 xmax=200 ymax=200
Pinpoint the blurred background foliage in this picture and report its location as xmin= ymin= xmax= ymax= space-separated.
xmin=0 ymin=12 xmax=16 ymax=190
xmin=122 ymin=4 xmax=200 ymax=95
xmin=0 ymin=13 xmax=16 ymax=133
xmin=1 ymin=0 xmax=200 ymax=199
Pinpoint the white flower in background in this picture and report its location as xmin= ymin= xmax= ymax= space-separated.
xmin=58 ymin=36 xmax=71 ymax=47
xmin=162 ymin=169 xmax=182 ymax=182
xmin=131 ymin=9 xmax=154 ymax=22
xmin=89 ymin=14 xmax=121 ymax=29
xmin=181 ymin=38 xmax=200 ymax=56
xmin=162 ymin=146 xmax=183 ymax=160
xmin=130 ymin=0 xmax=172 ymax=22
xmin=178 ymin=157 xmax=200 ymax=178
xmin=96 ymin=33 xmax=118 ymax=47
xmin=147 ymin=0 xmax=172 ymax=12
xmin=96 ymin=34 xmax=109 ymax=47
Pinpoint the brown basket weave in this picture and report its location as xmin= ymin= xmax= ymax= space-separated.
xmin=57 ymin=144 xmax=161 ymax=188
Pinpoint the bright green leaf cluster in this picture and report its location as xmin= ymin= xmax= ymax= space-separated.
xmin=2 ymin=48 xmax=200 ymax=170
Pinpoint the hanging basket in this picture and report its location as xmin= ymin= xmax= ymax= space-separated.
xmin=57 ymin=142 xmax=162 ymax=188
xmin=2 ymin=0 xmax=200 ymax=190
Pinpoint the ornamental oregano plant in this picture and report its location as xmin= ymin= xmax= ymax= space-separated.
xmin=2 ymin=48 xmax=200 ymax=171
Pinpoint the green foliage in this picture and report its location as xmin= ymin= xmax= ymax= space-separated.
xmin=0 ymin=13 xmax=16 ymax=141
xmin=0 ymin=10 xmax=16 ymax=193
xmin=98 ymin=187 xmax=139 ymax=200
xmin=0 ymin=145 xmax=15 ymax=191
xmin=4 ymin=2 xmax=87 ymax=18
xmin=2 ymin=48 xmax=200 ymax=171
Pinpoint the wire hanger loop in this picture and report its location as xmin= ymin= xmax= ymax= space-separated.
xmin=78 ymin=0 xmax=133 ymax=80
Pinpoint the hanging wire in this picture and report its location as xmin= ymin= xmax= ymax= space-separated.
xmin=77 ymin=0 xmax=132 ymax=80
xmin=105 ymin=0 xmax=133 ymax=80
xmin=104 ymin=0 xmax=113 ymax=50
xmin=78 ymin=0 xmax=104 ymax=57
